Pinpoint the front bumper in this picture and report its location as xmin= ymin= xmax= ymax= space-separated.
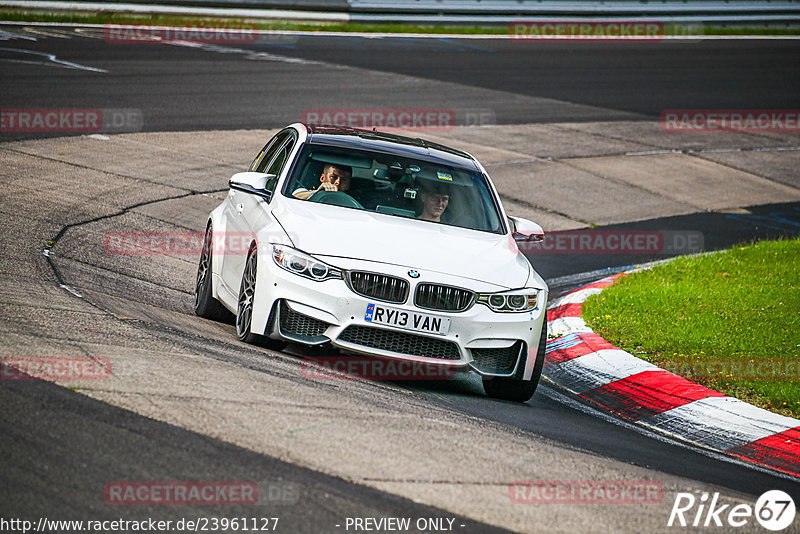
xmin=251 ymin=249 xmax=548 ymax=379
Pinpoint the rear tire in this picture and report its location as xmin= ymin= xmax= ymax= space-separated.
xmin=194 ymin=223 xmax=229 ymax=321
xmin=482 ymin=311 xmax=547 ymax=403
xmin=236 ymin=244 xmax=287 ymax=351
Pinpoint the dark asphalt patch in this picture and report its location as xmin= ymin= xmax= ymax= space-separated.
xmin=0 ymin=363 xmax=512 ymax=533
xmin=530 ymin=201 xmax=800 ymax=283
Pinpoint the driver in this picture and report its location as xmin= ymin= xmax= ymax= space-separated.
xmin=293 ymin=163 xmax=352 ymax=200
xmin=417 ymin=179 xmax=450 ymax=223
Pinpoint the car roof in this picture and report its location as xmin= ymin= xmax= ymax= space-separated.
xmin=304 ymin=124 xmax=479 ymax=171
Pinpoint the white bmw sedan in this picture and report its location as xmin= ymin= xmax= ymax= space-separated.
xmin=194 ymin=123 xmax=549 ymax=402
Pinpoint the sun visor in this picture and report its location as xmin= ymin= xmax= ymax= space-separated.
xmin=310 ymin=151 xmax=372 ymax=169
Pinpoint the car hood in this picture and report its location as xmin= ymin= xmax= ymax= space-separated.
xmin=272 ymin=199 xmax=533 ymax=289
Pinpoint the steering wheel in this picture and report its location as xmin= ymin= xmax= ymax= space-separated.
xmin=308 ymin=190 xmax=364 ymax=209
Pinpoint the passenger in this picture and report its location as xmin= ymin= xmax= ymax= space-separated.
xmin=293 ymin=163 xmax=352 ymax=200
xmin=417 ymin=180 xmax=450 ymax=223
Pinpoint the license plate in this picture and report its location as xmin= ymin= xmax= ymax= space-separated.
xmin=364 ymin=303 xmax=450 ymax=336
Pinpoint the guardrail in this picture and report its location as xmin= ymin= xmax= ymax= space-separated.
xmin=349 ymin=1 xmax=800 ymax=23
xmin=350 ymin=0 xmax=800 ymax=14
xmin=5 ymin=0 xmax=800 ymax=23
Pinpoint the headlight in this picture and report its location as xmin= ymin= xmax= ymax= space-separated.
xmin=272 ymin=245 xmax=342 ymax=281
xmin=476 ymin=289 xmax=539 ymax=313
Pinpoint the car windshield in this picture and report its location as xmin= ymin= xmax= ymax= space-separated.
xmin=283 ymin=143 xmax=504 ymax=234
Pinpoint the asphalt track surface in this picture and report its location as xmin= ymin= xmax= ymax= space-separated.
xmin=1 ymin=28 xmax=799 ymax=134
xmin=2 ymin=26 xmax=800 ymax=532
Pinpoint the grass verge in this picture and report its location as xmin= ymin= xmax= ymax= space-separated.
xmin=1 ymin=9 xmax=799 ymax=36
xmin=583 ymin=237 xmax=800 ymax=418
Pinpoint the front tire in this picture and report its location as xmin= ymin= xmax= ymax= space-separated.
xmin=482 ymin=311 xmax=547 ymax=403
xmin=194 ymin=223 xmax=229 ymax=321
xmin=236 ymin=244 xmax=287 ymax=351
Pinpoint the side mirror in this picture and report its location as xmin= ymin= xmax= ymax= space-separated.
xmin=509 ymin=216 xmax=544 ymax=243
xmin=229 ymin=172 xmax=277 ymax=201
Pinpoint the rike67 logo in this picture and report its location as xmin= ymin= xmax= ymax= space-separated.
xmin=668 ymin=490 xmax=796 ymax=531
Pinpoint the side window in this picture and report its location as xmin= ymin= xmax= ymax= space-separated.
xmin=250 ymin=130 xmax=291 ymax=173
xmin=264 ymin=175 xmax=279 ymax=196
xmin=266 ymin=138 xmax=294 ymax=178
xmin=249 ymin=141 xmax=275 ymax=172
xmin=262 ymin=138 xmax=295 ymax=199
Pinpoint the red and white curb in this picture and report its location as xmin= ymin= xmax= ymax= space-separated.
xmin=543 ymin=273 xmax=800 ymax=479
